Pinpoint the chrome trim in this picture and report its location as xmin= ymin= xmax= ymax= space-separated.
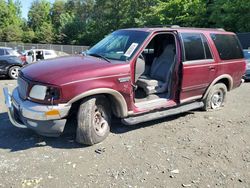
xmin=183 ymin=59 xmax=215 ymax=66
xmin=3 ymin=87 xmax=27 ymax=128
xmin=118 ymin=77 xmax=130 ymax=83
xmin=3 ymin=87 xmax=71 ymax=123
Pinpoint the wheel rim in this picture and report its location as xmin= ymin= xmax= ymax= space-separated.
xmin=211 ymin=90 xmax=224 ymax=109
xmin=93 ymin=105 xmax=109 ymax=137
xmin=10 ymin=67 xmax=19 ymax=79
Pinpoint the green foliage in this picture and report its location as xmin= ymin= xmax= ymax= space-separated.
xmin=1 ymin=25 xmax=22 ymax=42
xmin=0 ymin=0 xmax=249 ymax=44
xmin=209 ymin=0 xmax=250 ymax=32
xmin=22 ymin=30 xmax=35 ymax=43
xmin=28 ymin=0 xmax=51 ymax=31
xmin=145 ymin=0 xmax=207 ymax=27
xmin=35 ymin=22 xmax=54 ymax=43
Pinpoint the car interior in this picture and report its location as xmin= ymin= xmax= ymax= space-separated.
xmin=134 ymin=33 xmax=177 ymax=107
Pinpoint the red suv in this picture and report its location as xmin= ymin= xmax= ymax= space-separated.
xmin=4 ymin=27 xmax=246 ymax=145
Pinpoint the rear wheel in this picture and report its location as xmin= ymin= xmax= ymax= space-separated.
xmin=8 ymin=66 xmax=20 ymax=79
xmin=76 ymin=96 xmax=111 ymax=145
xmin=202 ymin=83 xmax=227 ymax=111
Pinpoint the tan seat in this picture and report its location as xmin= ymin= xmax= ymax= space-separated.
xmin=137 ymin=44 xmax=176 ymax=95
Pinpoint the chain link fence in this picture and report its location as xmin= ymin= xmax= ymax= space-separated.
xmin=0 ymin=42 xmax=89 ymax=54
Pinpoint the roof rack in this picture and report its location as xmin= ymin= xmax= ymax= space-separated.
xmin=216 ymin=28 xmax=225 ymax=31
xmin=143 ymin=25 xmax=181 ymax=28
xmin=143 ymin=25 xmax=226 ymax=31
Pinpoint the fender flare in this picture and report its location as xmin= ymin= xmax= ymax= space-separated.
xmin=202 ymin=74 xmax=233 ymax=99
xmin=67 ymin=88 xmax=128 ymax=117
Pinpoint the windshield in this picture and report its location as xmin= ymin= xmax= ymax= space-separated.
xmin=87 ymin=30 xmax=149 ymax=62
xmin=6 ymin=49 xmax=21 ymax=56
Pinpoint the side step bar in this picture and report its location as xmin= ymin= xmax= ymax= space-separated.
xmin=122 ymin=102 xmax=204 ymax=125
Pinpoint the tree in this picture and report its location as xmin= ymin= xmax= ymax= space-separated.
xmin=35 ymin=22 xmax=54 ymax=43
xmin=22 ymin=30 xmax=35 ymax=43
xmin=28 ymin=0 xmax=51 ymax=32
xmin=145 ymin=0 xmax=207 ymax=27
xmin=0 ymin=0 xmax=23 ymax=41
xmin=2 ymin=25 xmax=23 ymax=42
xmin=209 ymin=0 xmax=250 ymax=32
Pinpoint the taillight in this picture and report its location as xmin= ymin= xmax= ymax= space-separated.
xmin=19 ymin=55 xmax=26 ymax=64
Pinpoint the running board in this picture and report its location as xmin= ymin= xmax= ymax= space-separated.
xmin=122 ymin=102 xmax=204 ymax=125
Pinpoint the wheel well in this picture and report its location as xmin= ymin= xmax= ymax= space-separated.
xmin=215 ymin=78 xmax=230 ymax=91
xmin=7 ymin=65 xmax=21 ymax=72
xmin=68 ymin=94 xmax=124 ymax=119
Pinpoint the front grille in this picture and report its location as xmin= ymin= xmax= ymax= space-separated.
xmin=17 ymin=76 xmax=29 ymax=100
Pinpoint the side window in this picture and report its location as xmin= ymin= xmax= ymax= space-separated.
xmin=210 ymin=34 xmax=243 ymax=60
xmin=0 ymin=49 xmax=5 ymax=55
xmin=181 ymin=33 xmax=213 ymax=61
xmin=45 ymin=51 xmax=52 ymax=56
xmin=201 ymin=35 xmax=212 ymax=59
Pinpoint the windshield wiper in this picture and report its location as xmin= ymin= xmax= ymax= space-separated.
xmin=88 ymin=53 xmax=111 ymax=63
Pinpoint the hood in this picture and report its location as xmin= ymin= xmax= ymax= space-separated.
xmin=21 ymin=55 xmax=130 ymax=86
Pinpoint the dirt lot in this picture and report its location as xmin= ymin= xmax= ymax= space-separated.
xmin=0 ymin=79 xmax=249 ymax=188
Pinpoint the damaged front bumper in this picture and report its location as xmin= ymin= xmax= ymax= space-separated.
xmin=3 ymin=87 xmax=71 ymax=137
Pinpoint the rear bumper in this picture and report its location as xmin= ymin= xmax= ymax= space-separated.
xmin=3 ymin=87 xmax=71 ymax=137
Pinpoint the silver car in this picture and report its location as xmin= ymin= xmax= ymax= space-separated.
xmin=244 ymin=50 xmax=250 ymax=80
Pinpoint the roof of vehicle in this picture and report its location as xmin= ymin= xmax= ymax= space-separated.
xmin=29 ymin=49 xmax=55 ymax=51
xmin=0 ymin=47 xmax=13 ymax=50
xmin=121 ymin=26 xmax=235 ymax=35
xmin=0 ymin=55 xmax=19 ymax=59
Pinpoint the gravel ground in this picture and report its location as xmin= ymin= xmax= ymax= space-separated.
xmin=0 ymin=79 xmax=249 ymax=188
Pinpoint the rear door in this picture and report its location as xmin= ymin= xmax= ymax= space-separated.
xmin=179 ymin=32 xmax=217 ymax=103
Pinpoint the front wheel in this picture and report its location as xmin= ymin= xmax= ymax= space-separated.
xmin=8 ymin=66 xmax=20 ymax=79
xmin=76 ymin=96 xmax=111 ymax=145
xmin=202 ymin=83 xmax=227 ymax=111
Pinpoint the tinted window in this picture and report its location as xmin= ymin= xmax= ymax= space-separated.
xmin=211 ymin=34 xmax=243 ymax=60
xmin=0 ymin=49 xmax=5 ymax=55
xmin=201 ymin=35 xmax=212 ymax=59
xmin=181 ymin=33 xmax=204 ymax=61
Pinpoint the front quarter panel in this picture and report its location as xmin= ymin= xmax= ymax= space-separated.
xmin=61 ymin=65 xmax=132 ymax=116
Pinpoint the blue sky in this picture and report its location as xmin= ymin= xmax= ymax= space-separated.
xmin=21 ymin=0 xmax=55 ymax=19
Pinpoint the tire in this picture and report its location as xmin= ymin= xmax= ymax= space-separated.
xmin=8 ymin=66 xmax=20 ymax=79
xmin=76 ymin=96 xmax=111 ymax=145
xmin=202 ymin=83 xmax=227 ymax=111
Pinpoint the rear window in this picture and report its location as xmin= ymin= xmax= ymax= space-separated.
xmin=181 ymin=33 xmax=213 ymax=61
xmin=210 ymin=34 xmax=243 ymax=60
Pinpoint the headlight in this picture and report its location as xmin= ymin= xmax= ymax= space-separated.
xmin=29 ymin=85 xmax=60 ymax=102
